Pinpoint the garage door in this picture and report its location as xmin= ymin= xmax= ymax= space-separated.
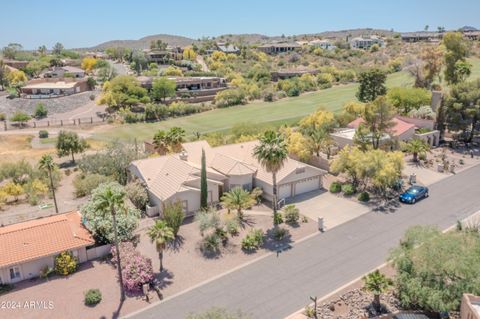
xmin=278 ymin=184 xmax=293 ymax=199
xmin=294 ymin=176 xmax=320 ymax=196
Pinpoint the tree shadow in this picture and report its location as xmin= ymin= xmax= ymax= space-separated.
xmin=262 ymin=228 xmax=293 ymax=253
xmin=154 ymin=269 xmax=174 ymax=291
xmin=238 ymin=215 xmax=256 ymax=229
xmin=110 ymin=297 xmax=125 ymax=319
xmin=167 ymin=235 xmax=185 ymax=252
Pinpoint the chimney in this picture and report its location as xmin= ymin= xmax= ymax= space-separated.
xmin=179 ymin=150 xmax=188 ymax=161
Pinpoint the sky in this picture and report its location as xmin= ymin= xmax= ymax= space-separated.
xmin=1 ymin=0 xmax=479 ymax=49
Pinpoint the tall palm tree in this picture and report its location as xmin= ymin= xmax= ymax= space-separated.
xmin=90 ymin=182 xmax=127 ymax=301
xmin=221 ymin=187 xmax=255 ymax=220
xmin=147 ymin=220 xmax=174 ymax=272
xmin=253 ymin=131 xmax=288 ymax=226
xmin=405 ymin=139 xmax=430 ymax=162
xmin=362 ymin=270 xmax=393 ymax=312
xmin=38 ymin=154 xmax=59 ymax=214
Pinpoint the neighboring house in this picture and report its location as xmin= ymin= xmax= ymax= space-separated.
xmin=257 ymin=42 xmax=301 ymax=54
xmin=21 ymin=78 xmax=89 ymax=97
xmin=309 ymin=39 xmax=337 ymax=50
xmin=137 ymin=76 xmax=227 ymax=103
xmin=42 ymin=66 xmax=85 ymax=78
xmin=129 ymin=140 xmax=326 ymax=217
xmin=144 ymin=47 xmax=183 ymax=65
xmin=2 ymin=59 xmax=29 ymax=69
xmin=217 ymin=43 xmax=240 ymax=54
xmin=349 ymin=36 xmax=384 ymax=49
xmin=401 ymin=32 xmax=443 ymax=43
xmin=331 ymin=116 xmax=440 ymax=148
xmin=0 ymin=212 xmax=94 ymax=284
xmin=461 ymin=294 xmax=480 ymax=319
xmin=271 ymin=68 xmax=318 ymax=81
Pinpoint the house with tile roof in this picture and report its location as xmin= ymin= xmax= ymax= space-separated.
xmin=129 ymin=140 xmax=326 ymax=217
xmin=0 ymin=212 xmax=94 ymax=284
xmin=331 ymin=116 xmax=440 ymax=149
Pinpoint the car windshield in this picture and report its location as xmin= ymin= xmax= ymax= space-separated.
xmin=407 ymin=188 xmax=419 ymax=194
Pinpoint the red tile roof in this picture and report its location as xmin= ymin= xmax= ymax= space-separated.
xmin=347 ymin=117 xmax=416 ymax=137
xmin=0 ymin=212 xmax=94 ymax=268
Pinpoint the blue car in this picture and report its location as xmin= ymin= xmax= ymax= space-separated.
xmin=399 ymin=185 xmax=429 ymax=204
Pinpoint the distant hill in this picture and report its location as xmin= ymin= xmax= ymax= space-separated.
xmin=88 ymin=28 xmax=397 ymax=50
xmin=91 ymin=34 xmax=196 ymax=50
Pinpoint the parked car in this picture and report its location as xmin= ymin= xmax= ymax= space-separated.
xmin=399 ymin=185 xmax=429 ymax=204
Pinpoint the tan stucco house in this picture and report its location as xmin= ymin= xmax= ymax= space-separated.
xmin=129 ymin=140 xmax=326 ymax=217
xmin=0 ymin=212 xmax=94 ymax=284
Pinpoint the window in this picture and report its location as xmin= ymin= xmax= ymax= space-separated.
xmin=9 ymin=267 xmax=21 ymax=280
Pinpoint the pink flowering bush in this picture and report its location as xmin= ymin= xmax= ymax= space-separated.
xmin=111 ymin=242 xmax=154 ymax=293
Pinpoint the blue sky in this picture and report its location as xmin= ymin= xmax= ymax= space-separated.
xmin=1 ymin=0 xmax=478 ymax=49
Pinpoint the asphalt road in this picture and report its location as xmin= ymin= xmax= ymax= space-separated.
xmin=127 ymin=165 xmax=480 ymax=319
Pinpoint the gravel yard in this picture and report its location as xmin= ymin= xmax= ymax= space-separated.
xmin=0 ymin=91 xmax=98 ymax=117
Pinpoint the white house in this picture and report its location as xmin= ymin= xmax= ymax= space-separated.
xmin=349 ymin=35 xmax=385 ymax=49
xmin=309 ymin=39 xmax=336 ymax=50
xmin=42 ymin=66 xmax=85 ymax=78
xmin=129 ymin=140 xmax=326 ymax=217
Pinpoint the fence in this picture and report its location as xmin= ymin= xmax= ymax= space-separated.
xmin=86 ymin=244 xmax=111 ymax=261
xmin=1 ymin=116 xmax=107 ymax=131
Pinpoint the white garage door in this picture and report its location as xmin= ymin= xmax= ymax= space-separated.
xmin=295 ymin=176 xmax=320 ymax=196
xmin=278 ymin=184 xmax=293 ymax=199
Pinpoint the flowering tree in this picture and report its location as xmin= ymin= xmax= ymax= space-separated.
xmin=111 ymin=242 xmax=154 ymax=293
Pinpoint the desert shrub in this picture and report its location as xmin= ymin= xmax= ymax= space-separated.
xmin=125 ymin=180 xmax=148 ymax=210
xmin=215 ymin=89 xmax=246 ymax=108
xmin=34 ymin=103 xmax=48 ymax=119
xmin=89 ymin=94 xmax=95 ymax=101
xmin=202 ymin=233 xmax=221 ymax=254
xmin=73 ymin=173 xmax=112 ymax=198
xmin=54 ymin=251 xmax=78 ymax=276
xmin=110 ymin=242 xmax=154 ymax=293
xmin=38 ymin=130 xmax=49 ymax=138
xmin=358 ymin=192 xmax=370 ymax=202
xmin=329 ymin=181 xmax=342 ymax=193
xmin=39 ymin=265 xmax=54 ymax=279
xmin=273 ymin=227 xmax=289 ymax=241
xmin=195 ymin=209 xmax=221 ymax=235
xmin=215 ymin=227 xmax=228 ymax=244
xmin=273 ymin=212 xmax=284 ymax=225
xmin=0 ymin=113 xmax=5 ymax=121
xmin=162 ymin=201 xmax=185 ymax=236
xmin=283 ymin=205 xmax=300 ymax=224
xmin=342 ymin=183 xmax=355 ymax=196
xmin=84 ymin=289 xmax=102 ymax=306
xmin=241 ymin=229 xmax=264 ymax=251
xmin=304 ymin=305 xmax=316 ymax=318
xmin=316 ymin=73 xmax=334 ymax=89
xmin=225 ymin=218 xmax=240 ymax=236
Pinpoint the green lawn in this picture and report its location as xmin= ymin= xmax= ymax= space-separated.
xmin=93 ymin=58 xmax=480 ymax=143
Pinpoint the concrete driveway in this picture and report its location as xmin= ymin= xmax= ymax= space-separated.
xmin=287 ymin=190 xmax=371 ymax=231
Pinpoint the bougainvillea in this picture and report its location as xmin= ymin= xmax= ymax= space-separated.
xmin=111 ymin=242 xmax=154 ymax=293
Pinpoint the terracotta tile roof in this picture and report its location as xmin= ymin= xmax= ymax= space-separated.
xmin=347 ymin=117 xmax=416 ymax=137
xmin=0 ymin=212 xmax=94 ymax=268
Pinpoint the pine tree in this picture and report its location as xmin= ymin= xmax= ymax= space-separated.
xmin=200 ymin=148 xmax=208 ymax=209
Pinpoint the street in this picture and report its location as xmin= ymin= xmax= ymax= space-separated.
xmin=127 ymin=164 xmax=480 ymax=319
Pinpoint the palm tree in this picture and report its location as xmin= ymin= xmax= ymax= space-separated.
xmin=38 ymin=154 xmax=59 ymax=214
xmin=147 ymin=220 xmax=174 ymax=272
xmin=153 ymin=130 xmax=169 ymax=154
xmin=221 ymin=187 xmax=255 ymax=220
xmin=362 ymin=270 xmax=393 ymax=312
xmin=405 ymin=139 xmax=430 ymax=162
xmin=90 ymin=182 xmax=127 ymax=301
xmin=253 ymin=131 xmax=288 ymax=226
